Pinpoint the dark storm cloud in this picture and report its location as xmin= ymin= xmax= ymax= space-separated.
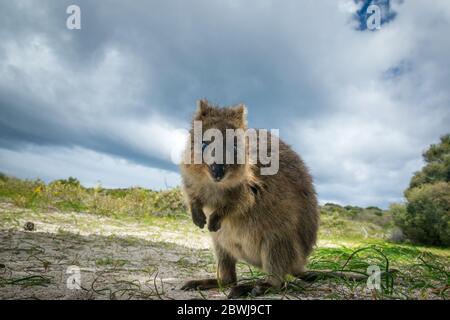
xmin=1 ymin=0 xmax=328 ymax=126
xmin=0 ymin=85 xmax=176 ymax=171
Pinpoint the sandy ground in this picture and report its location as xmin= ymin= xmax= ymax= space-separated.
xmin=0 ymin=202 xmax=228 ymax=299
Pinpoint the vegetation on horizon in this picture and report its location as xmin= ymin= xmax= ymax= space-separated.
xmin=0 ymin=173 xmax=396 ymax=241
xmin=0 ymin=173 xmax=186 ymax=218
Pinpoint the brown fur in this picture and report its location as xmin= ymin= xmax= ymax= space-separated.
xmin=180 ymin=100 xmax=320 ymax=298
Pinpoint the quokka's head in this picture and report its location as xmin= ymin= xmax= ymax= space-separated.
xmin=184 ymin=99 xmax=250 ymax=186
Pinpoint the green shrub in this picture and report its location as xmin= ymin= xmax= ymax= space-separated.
xmin=395 ymin=182 xmax=450 ymax=246
xmin=394 ymin=134 xmax=450 ymax=246
xmin=365 ymin=206 xmax=383 ymax=216
xmin=408 ymin=134 xmax=450 ymax=190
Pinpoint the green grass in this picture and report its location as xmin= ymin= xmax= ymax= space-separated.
xmin=0 ymin=275 xmax=53 ymax=288
xmin=311 ymin=244 xmax=448 ymax=297
xmin=233 ymin=244 xmax=449 ymax=299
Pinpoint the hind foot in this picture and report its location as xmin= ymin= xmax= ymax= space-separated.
xmin=227 ymin=282 xmax=273 ymax=299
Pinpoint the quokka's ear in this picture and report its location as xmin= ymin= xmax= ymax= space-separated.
xmin=195 ymin=99 xmax=212 ymax=119
xmin=232 ymin=103 xmax=248 ymax=127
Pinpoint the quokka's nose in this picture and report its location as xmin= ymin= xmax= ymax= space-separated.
xmin=210 ymin=164 xmax=225 ymax=181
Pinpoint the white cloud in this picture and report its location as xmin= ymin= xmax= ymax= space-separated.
xmin=284 ymin=1 xmax=450 ymax=207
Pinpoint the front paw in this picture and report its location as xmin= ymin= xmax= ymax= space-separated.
xmin=208 ymin=213 xmax=222 ymax=232
xmin=192 ymin=207 xmax=206 ymax=229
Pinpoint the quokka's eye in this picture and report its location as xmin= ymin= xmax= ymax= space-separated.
xmin=202 ymin=142 xmax=208 ymax=151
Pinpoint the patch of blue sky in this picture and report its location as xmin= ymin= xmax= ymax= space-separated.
xmin=353 ymin=0 xmax=398 ymax=31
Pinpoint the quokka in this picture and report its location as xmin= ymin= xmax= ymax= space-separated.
xmin=180 ymin=100 xmax=320 ymax=298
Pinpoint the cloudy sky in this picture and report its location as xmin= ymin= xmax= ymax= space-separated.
xmin=1 ymin=0 xmax=449 ymax=208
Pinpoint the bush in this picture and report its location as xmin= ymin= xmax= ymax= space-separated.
xmin=409 ymin=160 xmax=450 ymax=189
xmin=363 ymin=206 xmax=383 ymax=217
xmin=394 ymin=134 xmax=450 ymax=246
xmin=394 ymin=182 xmax=450 ymax=246
xmin=408 ymin=134 xmax=450 ymax=190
